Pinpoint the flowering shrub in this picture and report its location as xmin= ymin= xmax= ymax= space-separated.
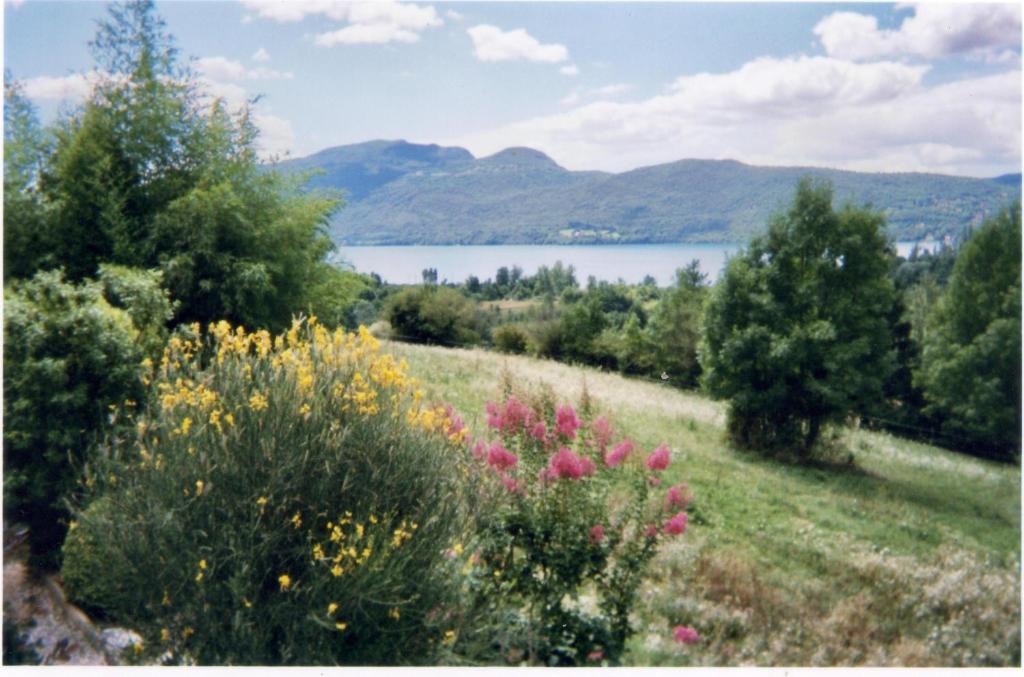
xmin=456 ymin=392 xmax=694 ymax=665
xmin=61 ymin=318 xmax=473 ymax=665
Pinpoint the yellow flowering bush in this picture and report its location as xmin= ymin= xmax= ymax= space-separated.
xmin=61 ymin=318 xmax=473 ymax=665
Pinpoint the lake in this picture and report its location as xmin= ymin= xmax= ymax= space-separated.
xmin=334 ymin=241 xmax=941 ymax=286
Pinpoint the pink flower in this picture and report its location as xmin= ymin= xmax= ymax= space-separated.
xmin=529 ymin=420 xmax=547 ymax=442
xmin=605 ymin=438 xmax=634 ymax=467
xmin=590 ymin=416 xmax=614 ymax=453
xmin=485 ymin=402 xmax=501 ymax=429
xmin=487 ymin=443 xmax=518 ymax=471
xmin=580 ymin=456 xmax=596 ymax=477
xmin=665 ymin=484 xmax=690 ymax=510
xmin=587 ymin=650 xmax=604 ymax=662
xmin=645 ymin=444 xmax=671 ymax=472
xmin=500 ymin=473 xmax=520 ymax=494
xmin=648 ymin=476 xmax=662 ymax=487
xmin=547 ymin=446 xmax=584 ymax=481
xmin=644 ymin=524 xmax=659 ymax=538
xmin=444 ymin=404 xmax=466 ymax=438
xmin=471 ymin=440 xmax=486 ymax=459
xmin=589 ymin=524 xmax=605 ymax=544
xmin=664 ymin=511 xmax=688 ymax=536
xmin=502 ymin=396 xmax=532 ymax=434
xmin=555 ymin=404 xmax=581 ymax=439
xmin=673 ymin=625 xmax=700 ymax=645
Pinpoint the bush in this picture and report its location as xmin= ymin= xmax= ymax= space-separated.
xmin=62 ymin=319 xmax=474 ymax=665
xmin=493 ymin=324 xmax=529 ymax=354
xmin=385 ymin=286 xmax=482 ymax=346
xmin=3 ymin=269 xmax=146 ymax=568
xmin=452 ymin=391 xmax=695 ymax=665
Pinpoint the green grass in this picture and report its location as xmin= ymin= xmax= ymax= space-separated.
xmin=383 ymin=339 xmax=1021 ymax=666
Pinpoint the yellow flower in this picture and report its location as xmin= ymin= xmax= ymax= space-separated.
xmin=331 ymin=564 xmax=343 ymax=577
xmin=243 ymin=598 xmax=253 ymax=609
xmin=195 ymin=480 xmax=205 ymax=497
xmin=312 ymin=543 xmax=325 ymax=560
xmin=199 ymin=559 xmax=208 ymax=570
xmin=278 ymin=574 xmax=292 ymax=591
xmin=327 ymin=602 xmax=338 ymax=615
xmin=388 ymin=607 xmax=400 ymax=621
xmin=452 ymin=543 xmax=464 ymax=556
xmin=443 ymin=629 xmax=457 ymax=646
xmin=291 ymin=512 xmax=302 ymax=529
xmin=195 ymin=572 xmax=204 ymax=583
xmin=335 ymin=622 xmax=347 ymax=631
xmin=299 ymin=403 xmax=311 ymax=416
xmin=249 ymin=392 xmax=269 ymax=412
xmin=160 ymin=628 xmax=171 ymax=642
xmin=224 ymin=412 xmax=235 ymax=427
xmin=182 ymin=627 xmax=195 ymax=640
xmin=256 ymin=496 xmax=268 ymax=509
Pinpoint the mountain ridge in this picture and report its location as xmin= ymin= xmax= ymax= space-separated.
xmin=275 ymin=140 xmax=1020 ymax=245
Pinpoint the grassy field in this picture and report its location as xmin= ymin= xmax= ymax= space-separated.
xmin=383 ymin=339 xmax=1021 ymax=667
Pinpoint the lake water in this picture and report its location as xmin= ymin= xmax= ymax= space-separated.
xmin=334 ymin=241 xmax=940 ymax=286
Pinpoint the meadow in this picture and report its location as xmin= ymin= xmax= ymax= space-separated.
xmin=384 ymin=339 xmax=1021 ymax=666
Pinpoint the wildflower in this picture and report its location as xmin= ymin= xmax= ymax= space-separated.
xmin=471 ymin=440 xmax=486 ymax=459
xmin=331 ymin=564 xmax=343 ymax=577
xmin=453 ymin=543 xmax=464 ymax=556
xmin=591 ymin=416 xmax=614 ymax=453
xmin=673 ymin=625 xmax=700 ymax=645
xmin=500 ymin=473 xmax=519 ymax=493
xmin=546 ymin=446 xmax=585 ymax=480
xmin=579 ymin=456 xmax=596 ymax=477
xmin=160 ymin=628 xmax=171 ymax=642
xmin=664 ymin=511 xmax=688 ymax=536
xmin=312 ymin=543 xmax=325 ymax=560
xmin=335 ymin=622 xmax=347 ymax=631
xmin=195 ymin=480 xmax=204 ymax=497
xmin=224 ymin=412 xmax=234 ymax=427
xmin=588 ymin=650 xmax=604 ymax=662
xmin=555 ymin=404 xmax=581 ymax=439
xmin=243 ymin=598 xmax=253 ymax=608
xmin=278 ymin=574 xmax=292 ymax=591
xmin=183 ymin=627 xmax=195 ymax=640
xmin=529 ymin=420 xmax=547 ymax=442
xmin=256 ymin=496 xmax=268 ymax=510
xmin=199 ymin=559 xmax=207 ymax=570
xmin=389 ymin=607 xmax=401 ymax=620
xmin=328 ymin=602 xmax=338 ymax=615
xmin=665 ymin=484 xmax=691 ymax=510
xmin=646 ymin=443 xmax=671 ymax=471
xmin=299 ymin=403 xmax=311 ymax=416
xmin=605 ymin=438 xmax=634 ymax=467
xmin=487 ymin=443 xmax=519 ymax=471
xmin=443 ymin=629 xmax=457 ymax=646
xmin=589 ymin=524 xmax=605 ymax=544
xmin=249 ymin=392 xmax=269 ymax=412
xmin=644 ymin=524 xmax=659 ymax=539
xmin=179 ymin=417 xmax=192 ymax=435
xmin=291 ymin=512 xmax=302 ymax=529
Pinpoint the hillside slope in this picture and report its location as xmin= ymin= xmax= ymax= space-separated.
xmin=277 ymin=140 xmax=1020 ymax=245
xmin=382 ymin=339 xmax=1021 ymax=666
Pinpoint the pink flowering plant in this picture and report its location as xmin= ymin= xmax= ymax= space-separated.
xmin=461 ymin=391 xmax=694 ymax=665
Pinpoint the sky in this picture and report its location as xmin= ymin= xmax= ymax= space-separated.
xmin=4 ymin=1 xmax=1022 ymax=177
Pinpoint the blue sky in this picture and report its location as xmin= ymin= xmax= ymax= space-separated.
xmin=4 ymin=1 xmax=1021 ymax=177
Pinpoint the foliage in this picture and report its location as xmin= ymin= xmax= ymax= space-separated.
xmin=632 ymin=262 xmax=707 ymax=387
xmin=701 ymin=179 xmax=896 ymax=456
xmin=6 ymin=0 xmax=340 ymax=332
xmin=385 ymin=285 xmax=483 ymax=346
xmin=917 ymin=205 xmax=1021 ymax=459
xmin=493 ymin=324 xmax=529 ymax=354
xmin=455 ymin=391 xmax=694 ymax=665
xmin=97 ymin=264 xmax=177 ymax=357
xmin=62 ymin=319 xmax=473 ymax=665
xmin=3 ymin=269 xmax=146 ymax=568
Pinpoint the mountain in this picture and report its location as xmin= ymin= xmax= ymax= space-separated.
xmin=276 ymin=140 xmax=1021 ymax=245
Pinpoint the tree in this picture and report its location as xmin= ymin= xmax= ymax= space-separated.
xmin=646 ymin=261 xmax=707 ymax=387
xmin=15 ymin=0 xmax=338 ymax=332
xmin=701 ymin=180 xmax=896 ymax=456
xmin=917 ymin=205 xmax=1021 ymax=460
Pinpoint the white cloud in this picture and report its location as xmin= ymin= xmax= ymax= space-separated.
xmin=21 ymin=71 xmax=106 ymax=100
xmin=241 ymin=1 xmax=442 ymax=46
xmin=467 ymin=24 xmax=568 ymax=63
xmin=590 ymin=83 xmax=631 ymax=99
xmin=815 ymin=4 xmax=1022 ymax=61
xmin=451 ymin=56 xmax=1019 ymax=177
xmin=195 ymin=56 xmax=292 ymax=81
xmin=252 ymin=112 xmax=297 ymax=159
xmin=560 ymin=64 xmax=579 ymax=77
xmin=315 ymin=23 xmax=419 ymax=46
xmin=252 ymin=47 xmax=271 ymax=62
xmin=446 ymin=9 xmax=463 ymax=21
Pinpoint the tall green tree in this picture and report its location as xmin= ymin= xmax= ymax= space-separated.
xmin=917 ymin=206 xmax=1021 ymax=460
xmin=16 ymin=0 xmax=338 ymax=331
xmin=701 ymin=179 xmax=896 ymax=455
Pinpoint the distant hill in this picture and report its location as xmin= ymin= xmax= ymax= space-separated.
xmin=276 ymin=140 xmax=1021 ymax=245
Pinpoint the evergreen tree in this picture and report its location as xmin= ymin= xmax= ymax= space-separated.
xmin=701 ymin=179 xmax=896 ymax=456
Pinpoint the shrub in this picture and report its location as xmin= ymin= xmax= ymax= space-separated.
xmin=385 ymin=285 xmax=482 ymax=346
xmin=3 ymin=269 xmax=145 ymax=568
xmin=453 ymin=391 xmax=694 ymax=665
xmin=493 ymin=324 xmax=529 ymax=354
xmin=62 ymin=319 xmax=474 ymax=665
